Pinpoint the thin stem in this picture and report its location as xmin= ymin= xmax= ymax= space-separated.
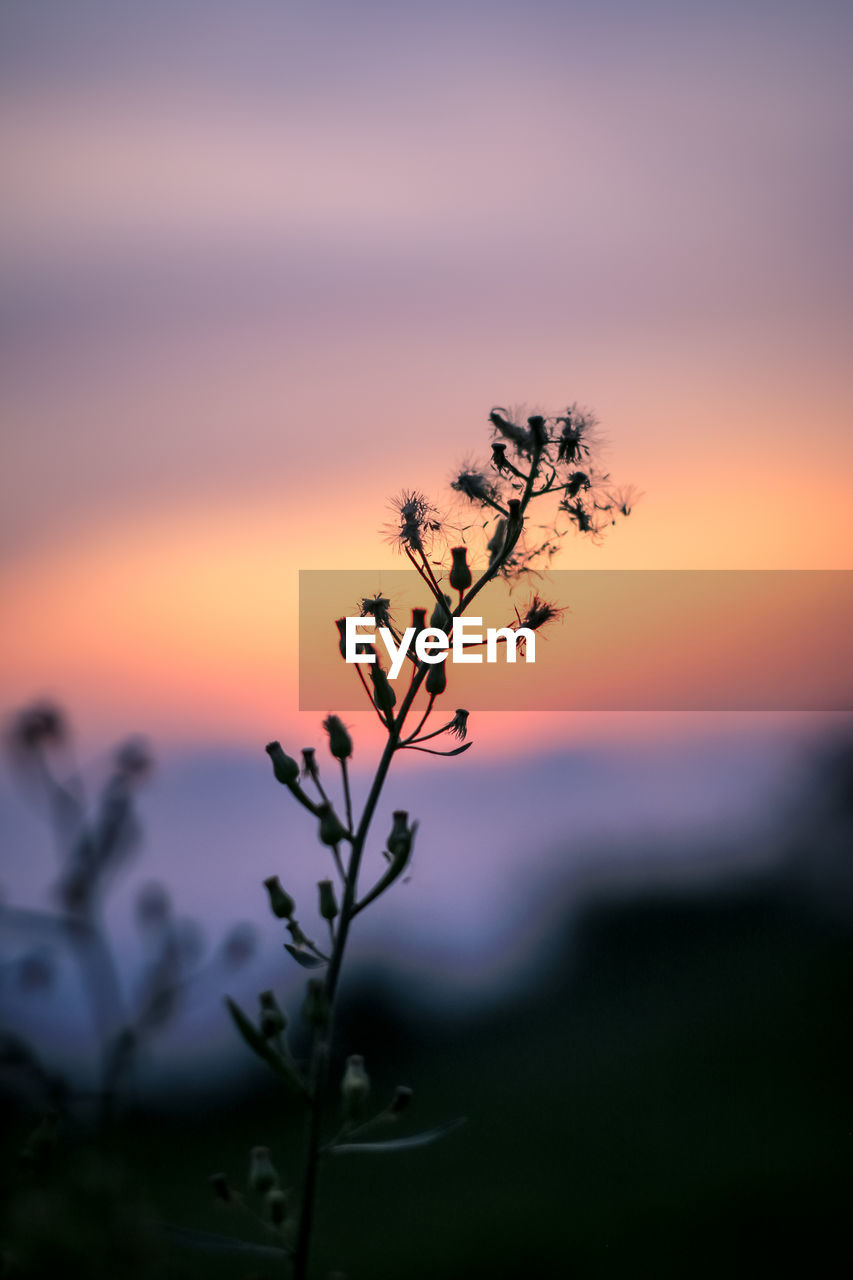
xmin=404 ymin=546 xmax=445 ymax=608
xmin=402 ymin=691 xmax=436 ymax=744
xmin=340 ymin=760 xmax=354 ymax=835
xmin=291 ymin=665 xmax=430 ymax=1280
xmin=291 ymin=457 xmax=547 ymax=1276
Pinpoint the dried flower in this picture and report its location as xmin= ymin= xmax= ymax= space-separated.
xmin=490 ymin=441 xmax=509 ymax=471
xmin=605 ymin=485 xmax=639 ymax=519
xmin=556 ymin=405 xmax=599 ymax=465
xmin=520 ymin=595 xmax=566 ymax=632
xmin=323 ymin=714 xmax=353 ymax=761
xmin=451 ymin=467 xmax=497 ymax=505
xmin=386 ymin=489 xmax=441 ymax=555
xmin=489 ymin=408 xmax=531 ymax=454
xmin=449 ymin=709 xmax=469 ymax=740
xmin=360 ymin=593 xmax=393 ymax=629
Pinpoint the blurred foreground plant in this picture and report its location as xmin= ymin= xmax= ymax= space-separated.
xmin=1 ymin=706 xmax=256 ymax=1124
xmin=224 ymin=405 xmax=634 ymax=1278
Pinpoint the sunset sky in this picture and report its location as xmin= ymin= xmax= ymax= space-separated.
xmin=1 ymin=0 xmax=852 ymax=753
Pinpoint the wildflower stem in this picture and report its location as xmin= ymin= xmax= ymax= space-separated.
xmin=292 ymin=661 xmax=431 ymax=1280
xmin=404 ymin=691 xmax=436 ymax=744
xmin=404 ymin=546 xmax=445 ymax=608
xmin=340 ymin=760 xmax=354 ymax=835
xmin=354 ymin=664 xmax=389 ymax=728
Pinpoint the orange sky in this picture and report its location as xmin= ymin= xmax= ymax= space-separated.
xmin=1 ymin=1 xmax=851 ymax=755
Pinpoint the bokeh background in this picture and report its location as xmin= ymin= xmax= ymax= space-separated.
xmin=1 ymin=2 xmax=851 ymax=1276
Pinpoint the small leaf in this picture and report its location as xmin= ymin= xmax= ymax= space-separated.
xmin=224 ymin=997 xmax=307 ymax=1097
xmin=156 ymin=1222 xmax=291 ymax=1260
xmin=284 ymin=944 xmax=326 ymax=969
xmin=330 ymin=1116 xmax=466 ymax=1155
xmin=402 ymin=743 xmax=473 ymax=757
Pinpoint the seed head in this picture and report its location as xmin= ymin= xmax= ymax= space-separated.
xmin=449 ymin=709 xmax=469 ymax=740
xmin=386 ymin=489 xmax=441 ymax=555
xmin=520 ymin=594 xmax=566 ymax=632
xmin=360 ymin=593 xmax=393 ymax=629
xmin=451 ymin=467 xmax=497 ymax=505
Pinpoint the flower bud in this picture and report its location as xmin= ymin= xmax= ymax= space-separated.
xmin=259 ymin=990 xmax=286 ymax=1038
xmin=449 ymin=547 xmax=472 ymax=594
xmin=430 ymin=594 xmax=452 ymax=630
xmin=302 ymin=978 xmax=330 ymax=1029
xmin=317 ymin=804 xmax=348 ymax=847
xmin=286 ymin=918 xmax=310 ymax=948
xmin=491 ymin=441 xmax=508 ymax=471
xmin=411 ymin=607 xmax=427 ymax=637
xmin=425 ymin=659 xmax=447 ymax=697
xmin=318 ymin=879 xmax=338 ymax=922
xmin=387 ymin=811 xmax=415 ymax=861
xmin=265 ymin=742 xmax=300 ymax=786
xmin=335 ymin=617 xmax=347 ymax=658
xmin=487 ymin=518 xmax=507 ymax=565
xmin=389 ymin=1085 xmax=414 ymax=1116
xmin=341 ymin=1054 xmax=370 ymax=1119
xmin=248 ymin=1146 xmax=278 ymax=1195
xmin=323 ymin=714 xmax=352 ymax=761
xmin=266 ymin=1187 xmax=289 ymax=1226
xmin=263 ymin=876 xmax=295 ymax=920
xmin=369 ymin=665 xmax=396 ymax=716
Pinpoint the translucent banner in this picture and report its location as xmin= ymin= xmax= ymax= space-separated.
xmin=299 ymin=570 xmax=853 ymax=711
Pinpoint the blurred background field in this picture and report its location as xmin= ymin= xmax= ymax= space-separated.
xmin=2 ymin=726 xmax=851 ymax=1277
